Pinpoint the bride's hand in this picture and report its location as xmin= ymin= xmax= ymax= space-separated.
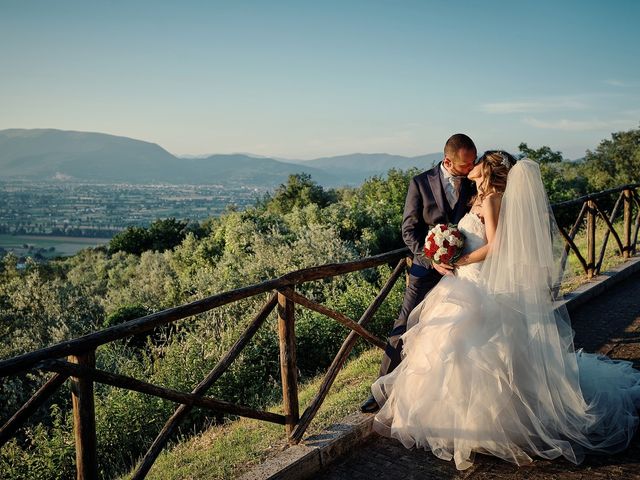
xmin=433 ymin=262 xmax=454 ymax=276
xmin=454 ymin=254 xmax=470 ymax=267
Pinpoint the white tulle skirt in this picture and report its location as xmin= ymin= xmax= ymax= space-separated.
xmin=372 ymin=274 xmax=640 ymax=470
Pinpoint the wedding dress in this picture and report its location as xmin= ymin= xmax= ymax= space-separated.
xmin=372 ymin=159 xmax=640 ymax=470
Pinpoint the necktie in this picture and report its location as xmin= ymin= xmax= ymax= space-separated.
xmin=449 ymin=176 xmax=462 ymax=190
xmin=447 ymin=176 xmax=461 ymax=207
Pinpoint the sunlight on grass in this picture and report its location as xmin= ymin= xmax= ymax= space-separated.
xmin=560 ymin=218 xmax=631 ymax=294
xmin=125 ymin=349 xmax=380 ymax=480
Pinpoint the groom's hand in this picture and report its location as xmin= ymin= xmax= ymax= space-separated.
xmin=433 ymin=262 xmax=454 ymax=276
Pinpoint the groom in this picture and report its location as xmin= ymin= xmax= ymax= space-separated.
xmin=361 ymin=133 xmax=477 ymax=413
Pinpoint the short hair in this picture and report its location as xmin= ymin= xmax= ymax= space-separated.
xmin=444 ymin=133 xmax=477 ymax=159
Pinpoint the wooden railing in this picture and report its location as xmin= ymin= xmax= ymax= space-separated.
xmin=0 ymin=248 xmax=409 ymax=479
xmin=0 ymin=183 xmax=638 ymax=479
xmin=552 ymin=183 xmax=640 ymax=278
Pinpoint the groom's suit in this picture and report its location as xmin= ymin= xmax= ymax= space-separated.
xmin=378 ymin=162 xmax=474 ymax=377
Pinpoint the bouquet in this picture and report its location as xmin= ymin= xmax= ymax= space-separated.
xmin=423 ymin=224 xmax=465 ymax=265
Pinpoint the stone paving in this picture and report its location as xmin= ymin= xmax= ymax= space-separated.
xmin=314 ymin=271 xmax=640 ymax=480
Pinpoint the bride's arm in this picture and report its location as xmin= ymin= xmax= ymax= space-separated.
xmin=454 ymin=193 xmax=502 ymax=266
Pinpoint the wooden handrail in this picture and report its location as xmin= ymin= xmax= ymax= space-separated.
xmin=596 ymin=192 xmax=624 ymax=272
xmin=551 ymin=183 xmax=640 ymax=209
xmin=4 ymin=185 xmax=639 ymax=378
xmin=278 ymin=290 xmax=299 ymax=439
xmin=39 ymin=359 xmax=287 ymax=425
xmin=0 ymin=373 xmax=68 ymax=448
xmin=0 ymin=248 xmax=409 ymax=377
xmin=132 ymin=293 xmax=278 ymax=479
xmin=1 ymin=247 xmax=408 ymax=480
xmin=279 ymin=289 xmax=386 ymax=350
xmin=290 ymin=257 xmax=407 ymax=443
xmin=558 ymin=201 xmax=588 ymax=280
xmin=553 ymin=184 xmax=640 ymax=279
xmin=69 ymin=352 xmax=98 ymax=480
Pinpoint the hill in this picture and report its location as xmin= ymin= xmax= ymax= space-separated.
xmin=0 ymin=129 xmax=439 ymax=187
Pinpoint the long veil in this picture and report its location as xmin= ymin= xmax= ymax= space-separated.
xmin=480 ymin=158 xmax=564 ymax=301
xmin=479 ymin=158 xmax=578 ymax=389
xmin=478 ymin=158 xmax=639 ymax=460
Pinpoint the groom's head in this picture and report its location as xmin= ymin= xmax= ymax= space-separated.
xmin=443 ymin=134 xmax=477 ymax=176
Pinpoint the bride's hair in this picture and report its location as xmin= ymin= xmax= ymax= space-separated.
xmin=472 ymin=150 xmax=518 ymax=203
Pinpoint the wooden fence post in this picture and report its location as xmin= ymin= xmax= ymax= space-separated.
xmin=586 ymin=200 xmax=596 ymax=278
xmin=623 ymin=189 xmax=632 ymax=259
xmin=69 ymin=351 xmax=98 ymax=480
xmin=277 ymin=289 xmax=299 ymax=440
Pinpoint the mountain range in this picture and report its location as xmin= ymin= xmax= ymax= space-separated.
xmin=0 ymin=129 xmax=442 ymax=188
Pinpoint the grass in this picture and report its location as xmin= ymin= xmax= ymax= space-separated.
xmin=123 ymin=348 xmax=381 ymax=480
xmin=560 ymin=218 xmax=632 ymax=294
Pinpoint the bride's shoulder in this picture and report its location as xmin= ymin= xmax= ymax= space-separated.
xmin=482 ymin=193 xmax=503 ymax=219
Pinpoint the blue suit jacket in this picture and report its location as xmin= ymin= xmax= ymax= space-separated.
xmin=402 ymin=163 xmax=474 ymax=276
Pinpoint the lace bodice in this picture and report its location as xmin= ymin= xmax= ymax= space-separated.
xmin=455 ymin=212 xmax=487 ymax=281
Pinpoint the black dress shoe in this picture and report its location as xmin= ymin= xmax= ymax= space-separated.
xmin=360 ymin=393 xmax=380 ymax=413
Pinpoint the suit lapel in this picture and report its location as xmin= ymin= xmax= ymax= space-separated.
xmin=427 ymin=163 xmax=451 ymax=223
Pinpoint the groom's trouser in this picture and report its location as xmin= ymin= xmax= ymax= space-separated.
xmin=377 ymin=268 xmax=441 ymax=377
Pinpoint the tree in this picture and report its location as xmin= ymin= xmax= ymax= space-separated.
xmin=147 ymin=218 xmax=190 ymax=252
xmin=324 ymin=168 xmax=417 ymax=254
xmin=108 ymin=226 xmax=151 ymax=255
xmin=108 ymin=218 xmax=194 ymax=255
xmin=518 ymin=142 xmax=586 ymax=196
xmin=267 ymin=173 xmax=337 ymax=214
xmin=518 ymin=142 xmax=563 ymax=164
xmin=582 ymin=125 xmax=640 ymax=190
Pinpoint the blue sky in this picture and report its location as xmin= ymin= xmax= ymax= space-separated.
xmin=1 ymin=0 xmax=639 ymax=159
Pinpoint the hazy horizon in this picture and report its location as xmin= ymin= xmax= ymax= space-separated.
xmin=0 ymin=126 xmax=590 ymax=162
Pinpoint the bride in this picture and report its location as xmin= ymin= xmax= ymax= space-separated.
xmin=372 ymin=151 xmax=640 ymax=470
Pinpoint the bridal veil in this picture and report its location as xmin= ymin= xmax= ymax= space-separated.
xmin=478 ymin=158 xmax=639 ymax=460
